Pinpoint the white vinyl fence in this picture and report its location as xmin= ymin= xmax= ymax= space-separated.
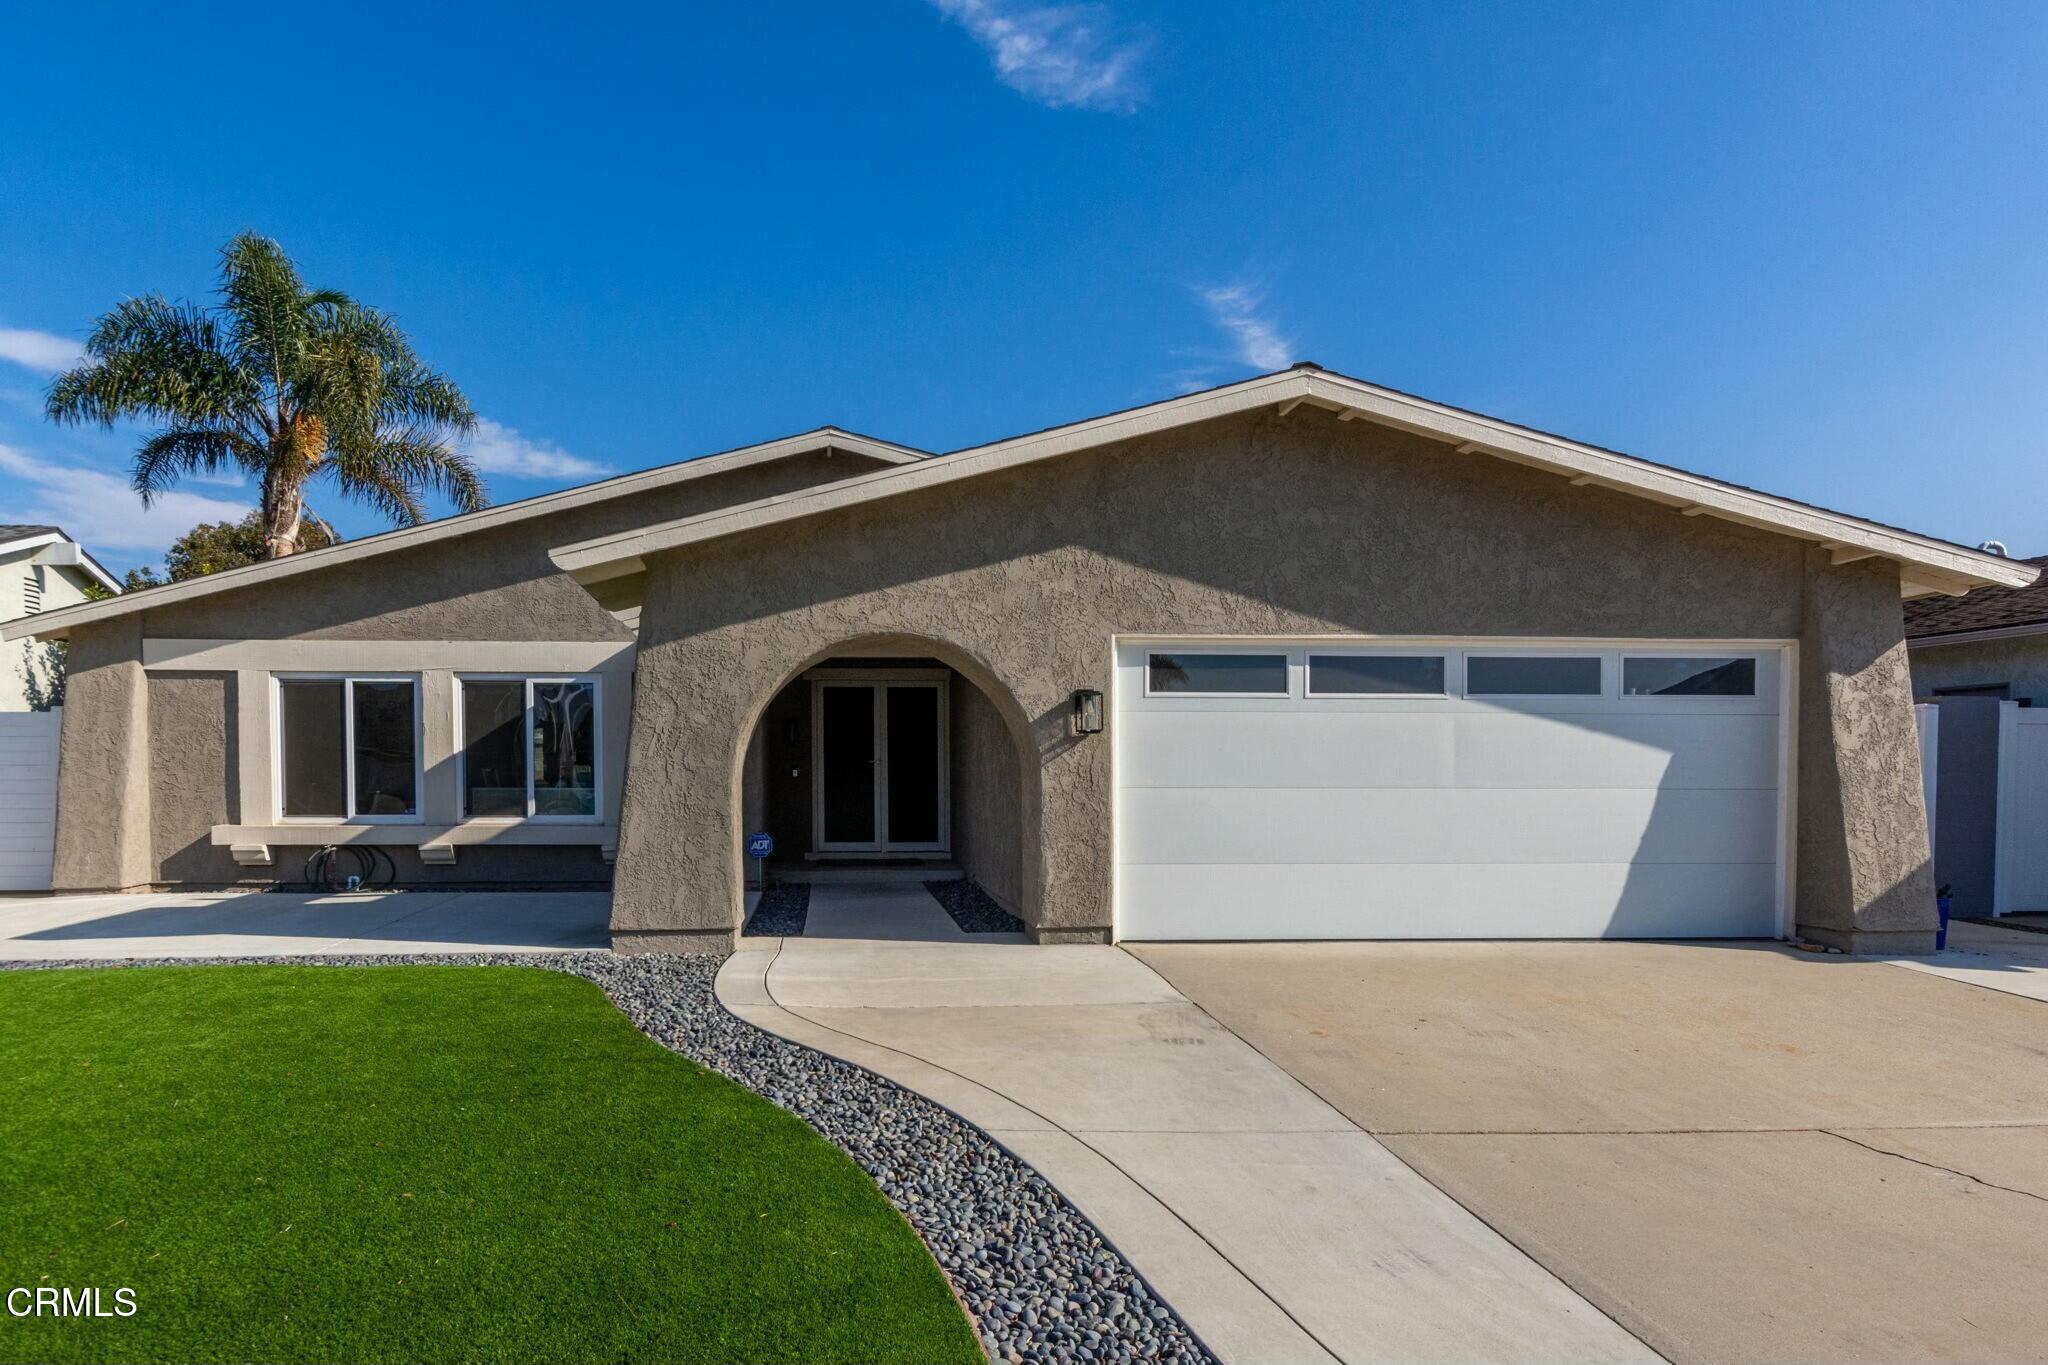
xmin=1915 ymin=703 xmax=1938 ymax=855
xmin=0 ymin=707 xmax=60 ymax=891
xmin=1994 ymin=702 xmax=2048 ymax=916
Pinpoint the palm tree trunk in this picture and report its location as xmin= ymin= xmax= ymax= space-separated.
xmin=261 ymin=472 xmax=304 ymax=559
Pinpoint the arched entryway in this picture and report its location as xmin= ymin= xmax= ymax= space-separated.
xmin=729 ymin=633 xmax=1042 ymax=933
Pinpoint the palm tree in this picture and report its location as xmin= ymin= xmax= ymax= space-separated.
xmin=46 ymin=233 xmax=486 ymax=558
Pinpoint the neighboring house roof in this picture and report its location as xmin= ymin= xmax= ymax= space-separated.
xmin=1 ymin=428 xmax=926 ymax=640
xmin=1904 ymin=553 xmax=2048 ymax=646
xmin=551 ymin=364 xmax=2036 ymax=602
xmin=0 ymin=524 xmax=123 ymax=594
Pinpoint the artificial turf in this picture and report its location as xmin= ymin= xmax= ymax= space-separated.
xmin=0 ymin=965 xmax=981 ymax=1364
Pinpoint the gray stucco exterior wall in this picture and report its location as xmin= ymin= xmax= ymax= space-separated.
xmin=1795 ymin=551 xmax=1939 ymax=952
xmin=609 ymin=407 xmax=1934 ymax=950
xmin=951 ymin=678 xmax=1024 ymax=913
xmin=53 ymin=616 xmax=152 ymax=892
xmin=49 ymin=449 xmax=894 ymax=890
xmin=1908 ymin=634 xmax=2048 ymax=703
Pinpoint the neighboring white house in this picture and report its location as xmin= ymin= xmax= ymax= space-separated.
xmin=1 ymin=524 xmax=122 ymax=711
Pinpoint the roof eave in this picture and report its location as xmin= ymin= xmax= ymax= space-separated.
xmin=550 ymin=369 xmax=2037 ymax=598
xmin=1 ymin=428 xmax=927 ymax=641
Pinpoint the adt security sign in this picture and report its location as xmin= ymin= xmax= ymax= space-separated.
xmin=746 ymin=832 xmax=774 ymax=859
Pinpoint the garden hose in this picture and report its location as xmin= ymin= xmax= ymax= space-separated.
xmin=302 ymin=843 xmax=397 ymax=893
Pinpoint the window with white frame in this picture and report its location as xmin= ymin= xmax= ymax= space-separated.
xmin=459 ymin=677 xmax=599 ymax=819
xmin=1146 ymin=652 xmax=1289 ymax=696
xmin=1307 ymin=653 xmax=1447 ymax=696
xmin=1621 ymin=655 xmax=1757 ymax=697
xmin=276 ymin=676 xmax=420 ymax=820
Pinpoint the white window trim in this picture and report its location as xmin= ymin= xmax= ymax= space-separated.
xmin=1143 ymin=649 xmax=1293 ymax=699
xmin=1461 ymin=650 xmax=1608 ymax=700
xmin=272 ymin=673 xmax=424 ymax=824
xmin=1617 ymin=650 xmax=1762 ymax=701
xmin=454 ymin=674 xmax=605 ymax=824
xmin=1304 ymin=649 xmax=1452 ymax=699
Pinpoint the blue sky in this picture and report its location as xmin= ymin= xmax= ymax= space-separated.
xmin=3 ymin=1 xmax=2045 ymax=576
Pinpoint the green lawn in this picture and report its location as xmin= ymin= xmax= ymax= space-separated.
xmin=0 ymin=965 xmax=980 ymax=1364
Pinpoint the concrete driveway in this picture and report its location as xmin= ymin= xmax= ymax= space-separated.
xmin=0 ymin=890 xmax=611 ymax=959
xmin=723 ymin=885 xmax=1652 ymax=1364
xmin=1135 ymin=933 xmax=2048 ymax=1365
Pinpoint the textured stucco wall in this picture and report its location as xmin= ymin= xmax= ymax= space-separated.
xmin=149 ymin=673 xmax=236 ymax=883
xmin=1796 ymin=551 xmax=1938 ymax=951
xmin=136 ymin=449 xmax=872 ymax=642
xmin=612 ymin=406 xmax=1817 ymax=948
xmin=1908 ymin=635 xmax=2048 ymax=703
xmin=952 ymin=678 xmax=1024 ymax=913
xmin=52 ymin=617 xmax=152 ymax=890
xmin=51 ymin=449 xmax=891 ymax=888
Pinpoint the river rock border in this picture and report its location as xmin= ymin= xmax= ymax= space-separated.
xmin=2 ymin=951 xmax=1213 ymax=1365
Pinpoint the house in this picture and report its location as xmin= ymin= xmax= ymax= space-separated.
xmin=3 ymin=366 xmax=2033 ymax=953
xmin=1904 ymin=554 xmax=2048 ymax=918
xmin=1 ymin=524 xmax=121 ymax=711
xmin=1906 ymin=554 xmax=2048 ymax=701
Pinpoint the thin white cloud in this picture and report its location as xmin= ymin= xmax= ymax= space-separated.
xmin=0 ymin=327 xmax=84 ymax=374
xmin=1197 ymin=284 xmax=1293 ymax=371
xmin=929 ymin=0 xmax=1150 ymax=112
xmin=0 ymin=442 xmax=248 ymax=552
xmin=458 ymin=418 xmax=607 ymax=481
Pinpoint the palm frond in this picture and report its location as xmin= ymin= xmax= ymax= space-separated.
xmin=326 ymin=428 xmax=486 ymax=522
xmin=45 ymin=296 xmax=257 ymax=428
xmin=217 ymin=232 xmax=308 ymax=393
xmin=132 ymin=426 xmax=266 ymax=507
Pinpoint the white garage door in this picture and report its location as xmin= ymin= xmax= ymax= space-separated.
xmin=1114 ymin=641 xmax=1787 ymax=940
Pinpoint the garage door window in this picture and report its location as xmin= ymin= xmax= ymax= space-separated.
xmin=1623 ymin=656 xmax=1756 ymax=697
xmin=1147 ymin=652 xmax=1288 ymax=696
xmin=1465 ymin=655 xmax=1602 ymax=697
xmin=1307 ymin=654 xmax=1446 ymax=696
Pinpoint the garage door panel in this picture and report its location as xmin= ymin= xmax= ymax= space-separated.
xmin=1119 ymin=710 xmax=1778 ymax=792
xmin=1451 ymin=713 xmax=1780 ymax=790
xmin=1120 ymin=786 xmax=1779 ymax=866
xmin=1119 ymin=710 xmax=1457 ymax=790
xmin=1117 ymin=862 xmax=1782 ymax=940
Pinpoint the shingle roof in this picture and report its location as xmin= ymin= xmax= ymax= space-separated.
xmin=1905 ymin=554 xmax=2048 ymax=639
xmin=0 ymin=524 xmax=62 ymax=542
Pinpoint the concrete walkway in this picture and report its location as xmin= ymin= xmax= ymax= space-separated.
xmin=0 ymin=890 xmax=611 ymax=959
xmin=1883 ymin=918 xmax=2048 ymax=1003
xmin=719 ymin=883 xmax=1653 ymax=1364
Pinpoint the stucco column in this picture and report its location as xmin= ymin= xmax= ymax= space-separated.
xmin=51 ymin=619 xmax=155 ymax=892
xmin=1795 ymin=551 xmax=1938 ymax=953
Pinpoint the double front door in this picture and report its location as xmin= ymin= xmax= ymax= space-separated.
xmin=813 ymin=676 xmax=948 ymax=854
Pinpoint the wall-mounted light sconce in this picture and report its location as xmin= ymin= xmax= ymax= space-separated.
xmin=1072 ymin=688 xmax=1104 ymax=736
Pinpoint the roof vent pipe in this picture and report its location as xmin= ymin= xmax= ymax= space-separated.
xmin=1981 ymin=540 xmax=2009 ymax=557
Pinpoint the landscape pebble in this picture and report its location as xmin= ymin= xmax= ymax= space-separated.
xmin=3 ymin=950 xmax=1214 ymax=1364
xmin=742 ymin=882 xmax=810 ymax=936
xmin=925 ymin=878 xmax=1031 ymax=934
